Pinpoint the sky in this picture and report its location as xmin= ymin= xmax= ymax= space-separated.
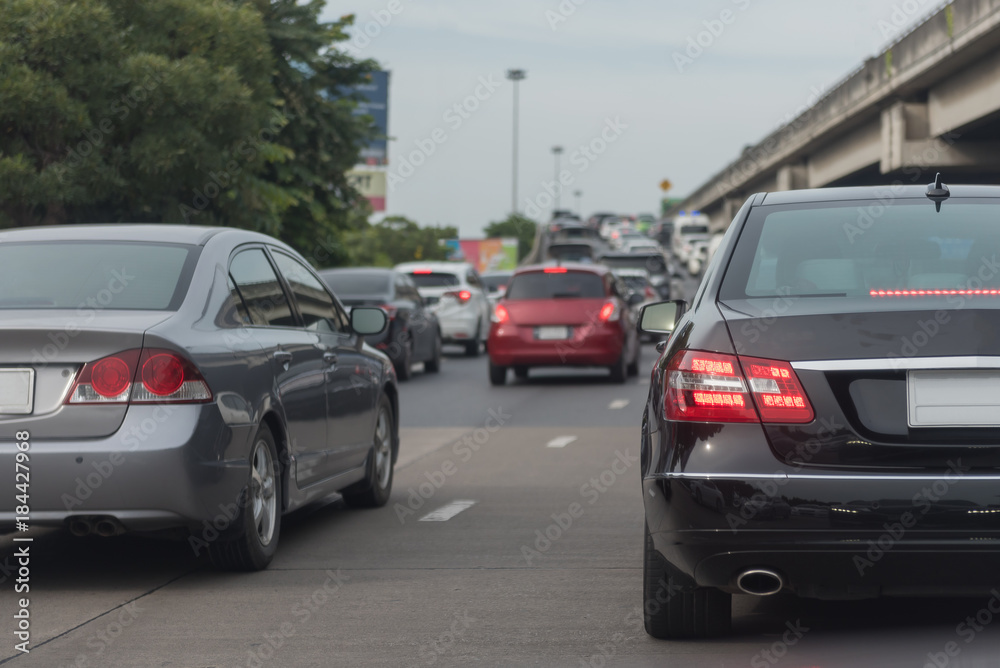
xmin=322 ymin=0 xmax=949 ymax=237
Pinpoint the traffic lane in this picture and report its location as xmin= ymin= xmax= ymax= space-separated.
xmin=398 ymin=344 xmax=658 ymax=429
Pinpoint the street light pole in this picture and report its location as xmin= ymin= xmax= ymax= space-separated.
xmin=506 ymin=69 xmax=526 ymax=214
xmin=552 ymin=145 xmax=564 ymax=213
xmin=574 ymin=189 xmax=582 ymax=216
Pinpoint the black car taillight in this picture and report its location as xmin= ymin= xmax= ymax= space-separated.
xmin=665 ymin=350 xmax=814 ymax=424
xmin=67 ymin=349 xmax=212 ymax=405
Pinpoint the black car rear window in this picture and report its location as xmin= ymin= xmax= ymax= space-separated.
xmin=680 ymin=225 xmax=709 ymax=235
xmin=322 ymin=272 xmax=391 ymax=296
xmin=547 ymin=245 xmax=594 ymax=261
xmin=720 ymin=200 xmax=1000 ymax=312
xmin=408 ymin=272 xmax=459 ymax=288
xmin=0 ymin=242 xmax=192 ymax=310
xmin=481 ymin=275 xmax=511 ymax=292
xmin=506 ymin=272 xmax=605 ymax=300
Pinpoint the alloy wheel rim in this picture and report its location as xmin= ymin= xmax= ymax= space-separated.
xmin=374 ymin=409 xmax=392 ymax=490
xmin=250 ymin=439 xmax=277 ymax=546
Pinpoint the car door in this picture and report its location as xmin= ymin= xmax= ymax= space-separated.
xmin=397 ymin=274 xmax=432 ymax=360
xmin=466 ymin=270 xmax=490 ymax=337
xmin=229 ymin=248 xmax=329 ymax=488
xmin=269 ymin=251 xmax=377 ymax=479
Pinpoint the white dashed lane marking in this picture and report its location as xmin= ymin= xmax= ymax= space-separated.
xmin=418 ymin=500 xmax=477 ymax=522
xmin=608 ymin=399 xmax=630 ymax=410
xmin=546 ymin=435 xmax=578 ymax=449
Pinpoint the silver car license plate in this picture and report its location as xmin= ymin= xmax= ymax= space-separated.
xmin=0 ymin=369 xmax=35 ymax=415
xmin=908 ymin=369 xmax=1000 ymax=427
xmin=536 ymin=326 xmax=570 ymax=340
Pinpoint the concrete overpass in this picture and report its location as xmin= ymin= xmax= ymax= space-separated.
xmin=673 ymin=0 xmax=1000 ymax=231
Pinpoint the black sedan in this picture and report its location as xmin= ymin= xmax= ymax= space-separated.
xmin=637 ymin=181 xmax=1000 ymax=637
xmin=320 ymin=268 xmax=442 ymax=380
xmin=0 ymin=225 xmax=399 ymax=571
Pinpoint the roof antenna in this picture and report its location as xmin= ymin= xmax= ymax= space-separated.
xmin=926 ymin=172 xmax=950 ymax=213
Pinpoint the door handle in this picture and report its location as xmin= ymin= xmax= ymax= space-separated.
xmin=273 ymin=350 xmax=293 ymax=365
xmin=323 ymin=352 xmax=339 ymax=366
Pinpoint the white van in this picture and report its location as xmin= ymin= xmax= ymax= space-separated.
xmin=671 ymin=212 xmax=711 ymax=263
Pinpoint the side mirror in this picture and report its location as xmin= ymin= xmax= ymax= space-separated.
xmin=351 ymin=307 xmax=389 ymax=336
xmin=637 ymin=300 xmax=686 ymax=336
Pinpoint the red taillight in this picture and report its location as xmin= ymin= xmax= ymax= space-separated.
xmin=492 ymin=304 xmax=510 ymax=324
xmin=412 ymin=269 xmax=432 ymax=274
xmin=68 ymin=349 xmax=212 ymax=405
xmin=598 ymin=301 xmax=619 ymax=322
xmin=741 ymin=356 xmax=814 ymax=423
xmin=644 ymin=286 xmax=656 ymax=299
xmin=444 ymin=290 xmax=472 ymax=303
xmin=544 ymin=267 xmax=567 ymax=274
xmin=666 ymin=351 xmax=757 ymax=423
xmin=664 ymin=350 xmax=814 ymax=424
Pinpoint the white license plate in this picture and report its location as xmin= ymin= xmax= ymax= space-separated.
xmin=0 ymin=369 xmax=34 ymax=415
xmin=536 ymin=326 xmax=570 ymax=340
xmin=908 ymin=370 xmax=1000 ymax=427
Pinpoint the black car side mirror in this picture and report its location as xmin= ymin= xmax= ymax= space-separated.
xmin=637 ymin=300 xmax=687 ymax=336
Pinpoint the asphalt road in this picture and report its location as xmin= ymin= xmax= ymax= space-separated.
xmin=5 ymin=274 xmax=1000 ymax=667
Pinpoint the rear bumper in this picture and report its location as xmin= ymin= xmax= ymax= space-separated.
xmin=0 ymin=404 xmax=251 ymax=533
xmin=488 ymin=323 xmax=623 ymax=367
xmin=436 ymin=309 xmax=480 ymax=342
xmin=643 ymin=473 xmax=1000 ymax=598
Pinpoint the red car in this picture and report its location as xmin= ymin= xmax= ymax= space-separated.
xmin=487 ymin=264 xmax=642 ymax=385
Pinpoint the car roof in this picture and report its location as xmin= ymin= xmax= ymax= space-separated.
xmin=599 ymin=251 xmax=664 ymax=259
xmin=396 ymin=261 xmax=472 ymax=273
xmin=319 ymin=267 xmax=394 ymax=276
xmin=481 ymin=270 xmax=513 ymax=277
xmin=612 ymin=268 xmax=649 ymax=277
xmin=515 ymin=263 xmax=607 ymax=276
xmin=760 ymin=184 xmax=1000 ymax=206
xmin=0 ymin=223 xmax=272 ymax=246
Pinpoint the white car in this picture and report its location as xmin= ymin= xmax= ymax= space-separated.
xmin=396 ymin=262 xmax=492 ymax=356
xmin=610 ymin=230 xmax=646 ymax=251
xmin=622 ymin=238 xmax=661 ymax=254
xmin=598 ymin=217 xmax=624 ymax=240
xmin=671 ymin=213 xmax=711 ymax=263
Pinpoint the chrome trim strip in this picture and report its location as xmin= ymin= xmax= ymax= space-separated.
xmin=655 ymin=472 xmax=1000 ymax=481
xmin=792 ymin=356 xmax=1000 ymax=372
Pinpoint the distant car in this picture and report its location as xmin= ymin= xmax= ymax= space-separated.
xmin=650 ymin=220 xmax=674 ymax=246
xmin=588 ymin=212 xmax=618 ymax=231
xmin=672 ymin=213 xmax=712 ymax=262
xmin=545 ymin=241 xmax=600 ymax=263
xmin=636 ymin=213 xmax=657 ymax=233
xmin=396 ymin=262 xmax=491 ymax=357
xmin=481 ymin=271 xmax=514 ymax=307
xmin=487 ymin=264 xmax=641 ymax=384
xmin=552 ymin=225 xmax=602 ymax=243
xmin=611 ymin=231 xmax=647 ymax=251
xmin=612 ymin=268 xmax=660 ymax=339
xmin=597 ymin=252 xmax=672 ymax=299
xmin=622 ymin=238 xmax=662 ymax=254
xmin=0 ymin=225 xmax=398 ymax=571
xmin=599 ymin=217 xmax=624 ymax=240
xmin=320 ymin=268 xmax=442 ymax=380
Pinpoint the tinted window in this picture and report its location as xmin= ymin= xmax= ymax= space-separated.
xmin=621 ymin=276 xmax=650 ymax=291
xmin=721 ymin=201 xmax=1000 ymax=312
xmin=322 ymin=271 xmax=392 ymax=296
xmin=272 ymin=252 xmax=341 ymax=333
xmin=0 ymin=242 xmax=190 ymax=310
xmin=230 ymin=249 xmax=295 ymax=327
xmin=547 ymin=244 xmax=594 ymax=261
xmin=680 ymin=225 xmax=709 ymax=235
xmin=409 ymin=272 xmax=460 ymax=288
xmin=219 ymin=276 xmax=251 ymax=327
xmin=506 ymin=272 xmax=606 ymax=300
xmin=481 ymin=275 xmax=512 ymax=292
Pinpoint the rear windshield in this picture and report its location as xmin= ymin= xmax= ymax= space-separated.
xmin=599 ymin=255 xmax=667 ymax=274
xmin=0 ymin=242 xmax=192 ymax=310
xmin=621 ymin=276 xmax=649 ymax=291
xmin=548 ymin=244 xmax=594 ymax=261
xmin=322 ymin=272 xmax=391 ymax=296
xmin=408 ymin=272 xmax=459 ymax=288
xmin=720 ymin=200 xmax=1000 ymax=312
xmin=506 ymin=272 xmax=605 ymax=300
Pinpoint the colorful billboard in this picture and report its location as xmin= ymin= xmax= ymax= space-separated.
xmin=445 ymin=238 xmax=518 ymax=272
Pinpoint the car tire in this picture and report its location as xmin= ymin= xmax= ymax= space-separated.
xmin=424 ymin=332 xmax=443 ymax=373
xmin=489 ymin=362 xmax=507 ymax=386
xmin=208 ymin=424 xmax=281 ymax=572
xmin=395 ymin=338 xmax=413 ymax=381
xmin=465 ymin=324 xmax=482 ymax=357
xmin=514 ymin=366 xmax=529 ymax=380
xmin=643 ymin=523 xmax=731 ymax=639
xmin=627 ymin=343 xmax=640 ymax=377
xmin=609 ymin=349 xmax=627 ymax=384
xmin=343 ymin=397 xmax=395 ymax=508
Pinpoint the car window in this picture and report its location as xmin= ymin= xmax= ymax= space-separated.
xmin=0 ymin=242 xmax=192 ymax=310
xmin=271 ymin=251 xmax=342 ymax=334
xmin=409 ymin=272 xmax=460 ymax=288
xmin=219 ymin=275 xmax=252 ymax=327
xmin=322 ymin=271 xmax=391 ymax=296
xmin=229 ymin=249 xmax=296 ymax=328
xmin=467 ymin=271 xmax=482 ymax=289
xmin=506 ymin=272 xmax=606 ymax=300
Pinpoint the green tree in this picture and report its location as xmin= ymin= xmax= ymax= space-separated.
xmin=484 ymin=214 xmax=537 ymax=261
xmin=343 ymin=216 xmax=458 ymax=267
xmin=0 ymin=0 xmax=286 ymax=228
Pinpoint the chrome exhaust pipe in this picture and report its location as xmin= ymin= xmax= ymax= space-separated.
xmin=69 ymin=518 xmax=93 ymax=537
xmin=736 ymin=569 xmax=784 ymax=596
xmin=94 ymin=518 xmax=124 ymax=537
